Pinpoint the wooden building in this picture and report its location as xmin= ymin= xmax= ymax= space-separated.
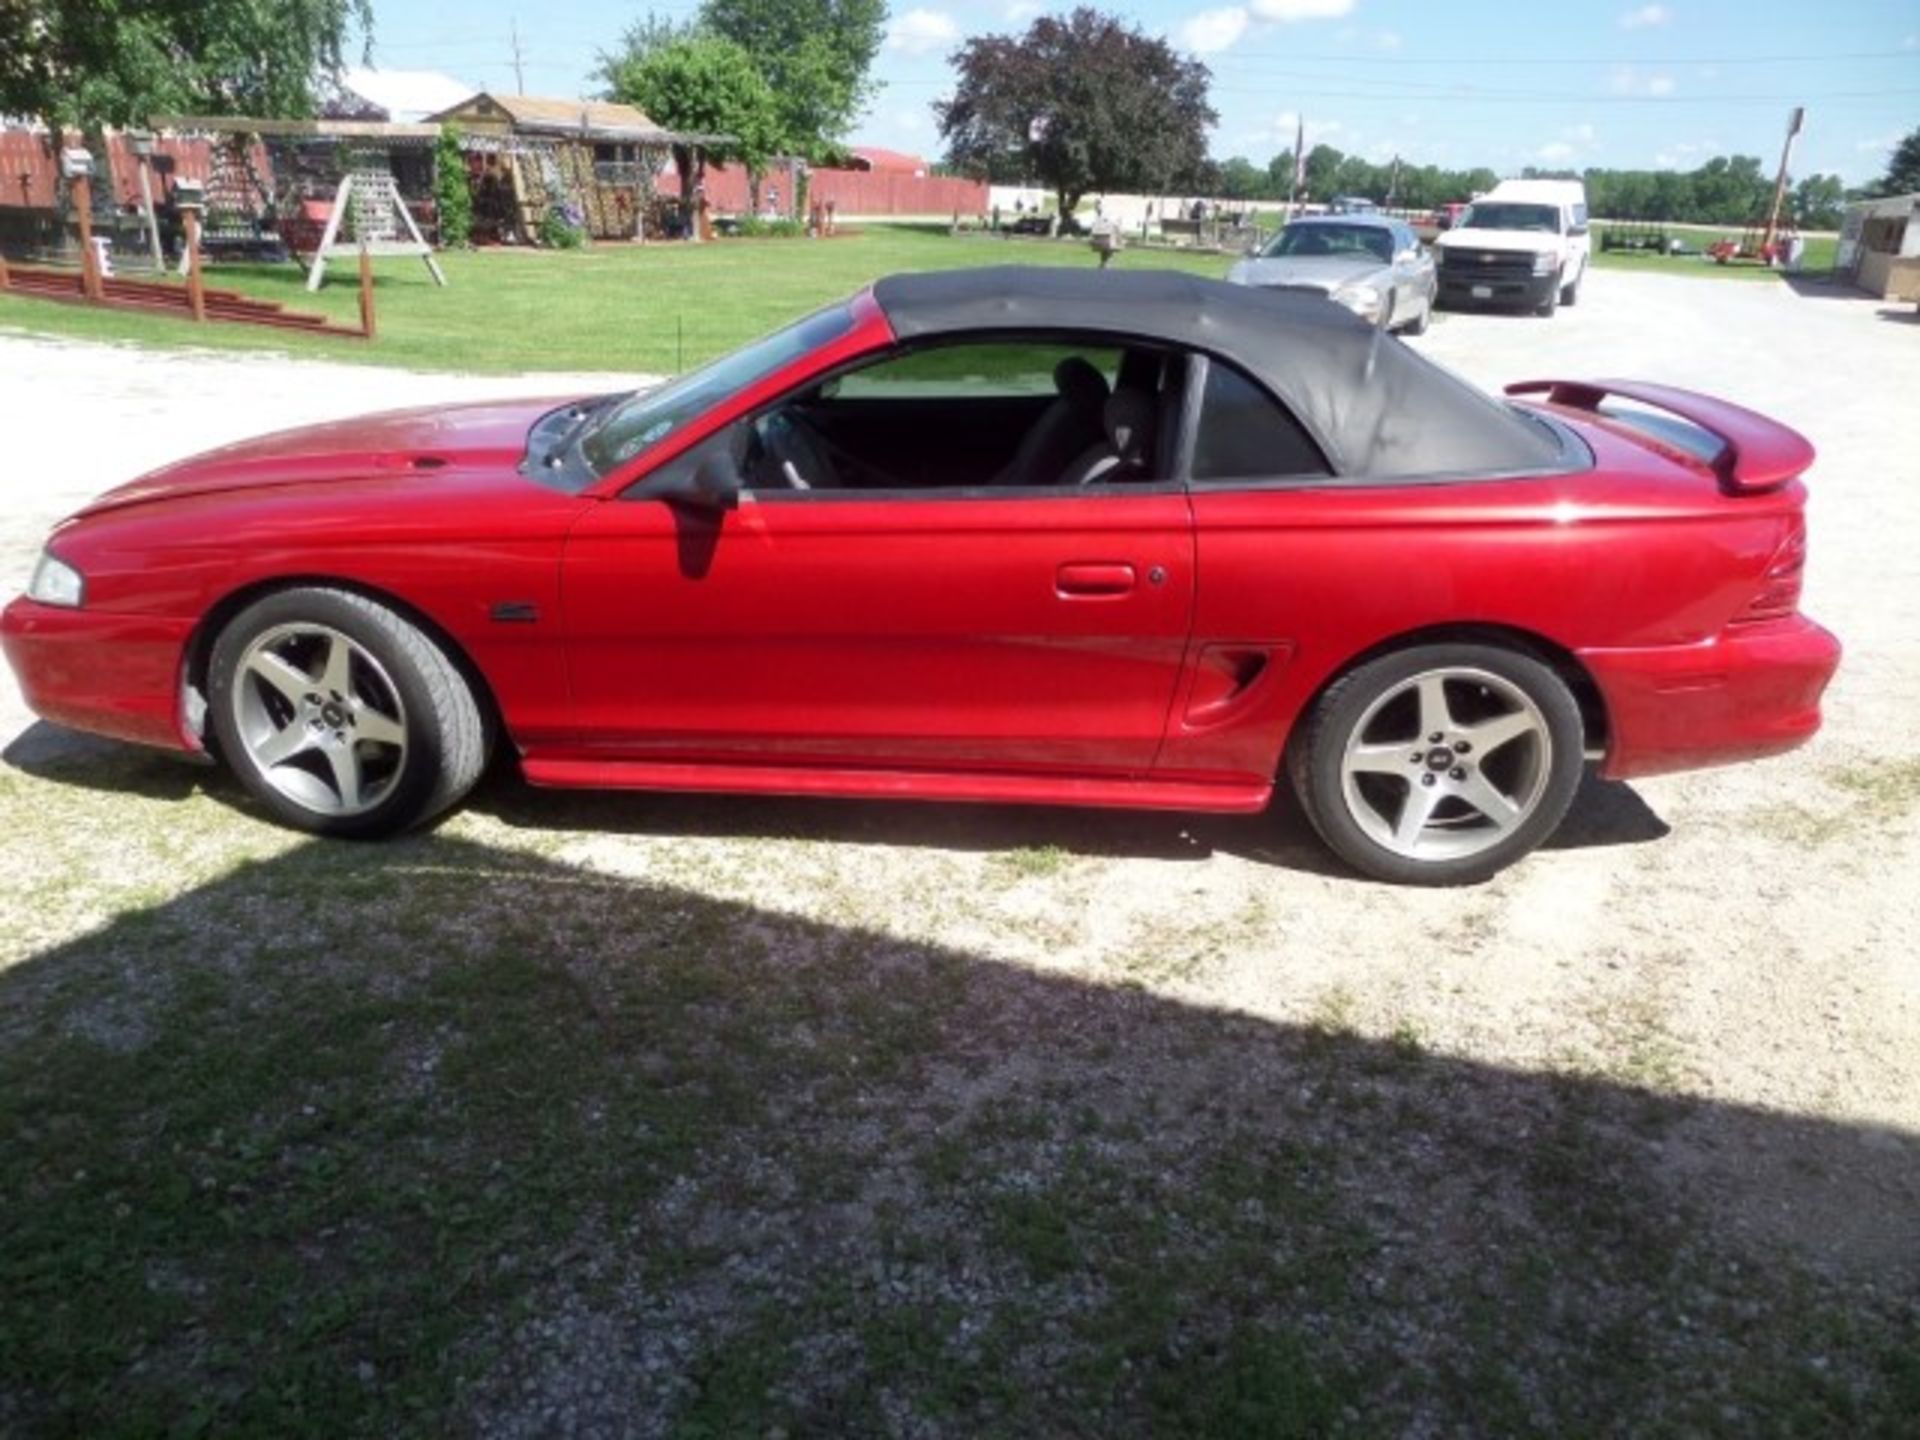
xmin=424 ymin=93 xmax=720 ymax=243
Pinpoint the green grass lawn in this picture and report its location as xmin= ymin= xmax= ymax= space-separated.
xmin=0 ymin=225 xmax=1232 ymax=376
xmin=1591 ymin=222 xmax=1839 ymax=281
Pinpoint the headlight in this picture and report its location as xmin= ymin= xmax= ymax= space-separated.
xmin=1531 ymin=252 xmax=1557 ymax=276
xmin=27 ymin=551 xmax=84 ymax=607
xmin=1332 ymin=283 xmax=1382 ymax=319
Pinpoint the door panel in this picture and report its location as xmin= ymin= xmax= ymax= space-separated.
xmin=560 ymin=491 xmax=1196 ymax=773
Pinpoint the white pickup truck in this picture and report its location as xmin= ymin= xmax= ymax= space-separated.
xmin=1433 ymin=179 xmax=1591 ymax=317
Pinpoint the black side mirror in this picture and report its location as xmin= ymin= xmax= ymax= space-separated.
xmin=653 ymin=429 xmax=743 ymax=512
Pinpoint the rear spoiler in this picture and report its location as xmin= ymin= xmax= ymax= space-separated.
xmin=1505 ymin=378 xmax=1814 ymax=493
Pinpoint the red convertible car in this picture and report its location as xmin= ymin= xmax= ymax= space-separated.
xmin=3 ymin=268 xmax=1838 ymax=884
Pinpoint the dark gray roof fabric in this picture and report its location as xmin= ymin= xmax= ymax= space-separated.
xmin=871 ymin=268 xmax=1566 ymax=480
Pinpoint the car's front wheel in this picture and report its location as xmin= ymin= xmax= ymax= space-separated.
xmin=1287 ymin=643 xmax=1586 ymax=885
xmin=208 ymin=586 xmax=490 ymax=837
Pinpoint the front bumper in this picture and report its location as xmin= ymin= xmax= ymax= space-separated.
xmin=1579 ymin=615 xmax=1841 ymax=780
xmin=1436 ymin=267 xmax=1558 ymax=310
xmin=2 ymin=595 xmax=199 ymax=752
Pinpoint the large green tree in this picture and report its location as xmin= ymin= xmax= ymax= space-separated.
xmin=1871 ymin=126 xmax=1920 ymax=197
xmin=702 ymin=0 xmax=887 ymax=160
xmin=937 ymin=7 xmax=1216 ymax=220
xmin=0 ymin=0 xmax=370 ymax=131
xmin=609 ymin=34 xmax=783 ymax=206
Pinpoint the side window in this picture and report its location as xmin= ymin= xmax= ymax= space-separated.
xmin=735 ymin=337 xmax=1169 ymax=496
xmin=1189 ymin=362 xmax=1329 ymax=483
xmin=831 ymin=342 xmax=1121 ymax=400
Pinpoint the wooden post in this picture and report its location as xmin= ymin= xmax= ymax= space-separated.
xmin=0 ymin=247 xmax=10 ymax=291
xmin=183 ymin=208 xmax=206 ymax=322
xmin=358 ymin=238 xmax=376 ymax=339
xmin=132 ymin=138 xmax=164 ymax=272
xmin=72 ymin=170 xmax=103 ymax=302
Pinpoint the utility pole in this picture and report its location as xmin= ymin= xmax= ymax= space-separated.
xmin=510 ymin=19 xmax=526 ymax=95
xmin=1762 ymin=105 xmax=1805 ymax=256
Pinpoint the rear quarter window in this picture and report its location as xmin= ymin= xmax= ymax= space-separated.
xmin=1190 ymin=362 xmax=1330 ymax=482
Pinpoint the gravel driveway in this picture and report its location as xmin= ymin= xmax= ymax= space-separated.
xmin=2 ymin=269 xmax=1916 ymax=1433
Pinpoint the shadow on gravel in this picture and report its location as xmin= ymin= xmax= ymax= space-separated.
xmin=2 ymin=723 xmax=1671 ymax=877
xmin=1 ymin=816 xmax=1912 ymax=1436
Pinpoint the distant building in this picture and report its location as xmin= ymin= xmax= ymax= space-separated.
xmin=848 ymin=147 xmax=928 ymax=177
xmin=1836 ymin=193 xmax=1920 ymax=297
xmin=423 ymin=92 xmax=720 ymax=243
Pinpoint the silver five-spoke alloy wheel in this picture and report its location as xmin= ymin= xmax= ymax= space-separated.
xmin=231 ymin=622 xmax=409 ymax=817
xmin=1339 ymin=666 xmax=1551 ymax=862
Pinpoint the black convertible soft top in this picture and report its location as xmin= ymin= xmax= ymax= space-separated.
xmin=871 ymin=267 xmax=1570 ymax=480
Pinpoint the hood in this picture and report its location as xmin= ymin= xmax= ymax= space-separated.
xmin=80 ymin=396 xmax=589 ymax=517
xmin=1437 ymin=226 xmax=1562 ymax=255
xmin=1228 ymin=254 xmax=1387 ymax=291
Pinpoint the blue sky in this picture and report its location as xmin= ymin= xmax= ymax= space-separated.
xmin=365 ymin=0 xmax=1920 ymax=183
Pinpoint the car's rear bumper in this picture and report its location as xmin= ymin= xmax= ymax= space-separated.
xmin=1 ymin=595 xmax=198 ymax=752
xmin=1580 ymin=615 xmax=1841 ymax=780
xmin=1436 ymin=269 xmax=1557 ymax=310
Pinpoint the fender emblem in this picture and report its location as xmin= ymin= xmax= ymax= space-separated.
xmin=490 ymin=601 xmax=539 ymax=624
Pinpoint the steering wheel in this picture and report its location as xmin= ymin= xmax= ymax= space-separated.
xmin=755 ymin=410 xmax=838 ymax=491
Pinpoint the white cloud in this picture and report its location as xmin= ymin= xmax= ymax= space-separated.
xmin=1373 ymin=29 xmax=1404 ymax=50
xmin=1250 ymin=0 xmax=1356 ymax=20
xmin=886 ymin=7 xmax=959 ymax=56
xmin=1537 ymin=122 xmax=1600 ymax=164
xmin=1178 ymin=6 xmax=1251 ymax=53
xmin=1610 ymin=66 xmax=1677 ymax=96
xmin=1004 ymin=1 xmax=1043 ymax=20
xmin=1619 ymin=4 xmax=1671 ymax=28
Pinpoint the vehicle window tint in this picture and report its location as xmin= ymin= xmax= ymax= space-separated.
xmin=831 ymin=342 xmax=1121 ymax=399
xmin=1190 ymin=362 xmax=1328 ymax=482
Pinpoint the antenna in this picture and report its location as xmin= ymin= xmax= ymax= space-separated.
xmin=510 ymin=18 xmax=527 ymax=95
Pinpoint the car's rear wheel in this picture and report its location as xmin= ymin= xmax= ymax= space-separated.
xmin=208 ymin=587 xmax=489 ymax=837
xmin=1288 ymin=643 xmax=1585 ymax=885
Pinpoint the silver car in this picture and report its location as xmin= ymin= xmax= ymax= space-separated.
xmin=1227 ymin=215 xmax=1437 ymax=335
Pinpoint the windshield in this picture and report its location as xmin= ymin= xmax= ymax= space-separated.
xmin=1262 ymin=223 xmax=1393 ymax=263
xmin=1460 ymin=202 xmax=1561 ymax=234
xmin=581 ymin=303 xmax=856 ymax=475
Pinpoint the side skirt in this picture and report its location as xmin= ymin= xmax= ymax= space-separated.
xmin=520 ymin=756 xmax=1274 ymax=814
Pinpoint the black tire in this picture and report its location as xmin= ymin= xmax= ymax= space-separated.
xmin=1535 ymin=276 xmax=1560 ymax=317
xmin=208 ymin=586 xmax=490 ymax=838
xmin=1560 ymin=264 xmax=1582 ymax=306
xmin=1286 ymin=642 xmax=1585 ymax=886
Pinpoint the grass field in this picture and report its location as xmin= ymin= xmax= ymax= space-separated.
xmin=0 ymin=226 xmax=1232 ymax=376
xmin=0 ymin=219 xmax=1846 ymax=376
xmin=1591 ymin=221 xmax=1839 ymax=281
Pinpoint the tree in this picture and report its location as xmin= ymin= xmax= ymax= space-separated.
xmin=1300 ymin=143 xmax=1342 ymax=201
xmin=609 ymin=35 xmax=783 ymax=210
xmin=1790 ymin=173 xmax=1847 ymax=229
xmin=433 ymin=124 xmax=473 ymax=249
xmin=593 ymin=10 xmax=701 ymax=94
xmin=702 ymin=0 xmax=887 ymax=160
xmin=0 ymin=0 xmax=371 ymax=132
xmin=1217 ymin=156 xmax=1267 ymax=201
xmin=1871 ymin=126 xmax=1920 ymax=198
xmin=937 ymin=7 xmax=1216 ymax=221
